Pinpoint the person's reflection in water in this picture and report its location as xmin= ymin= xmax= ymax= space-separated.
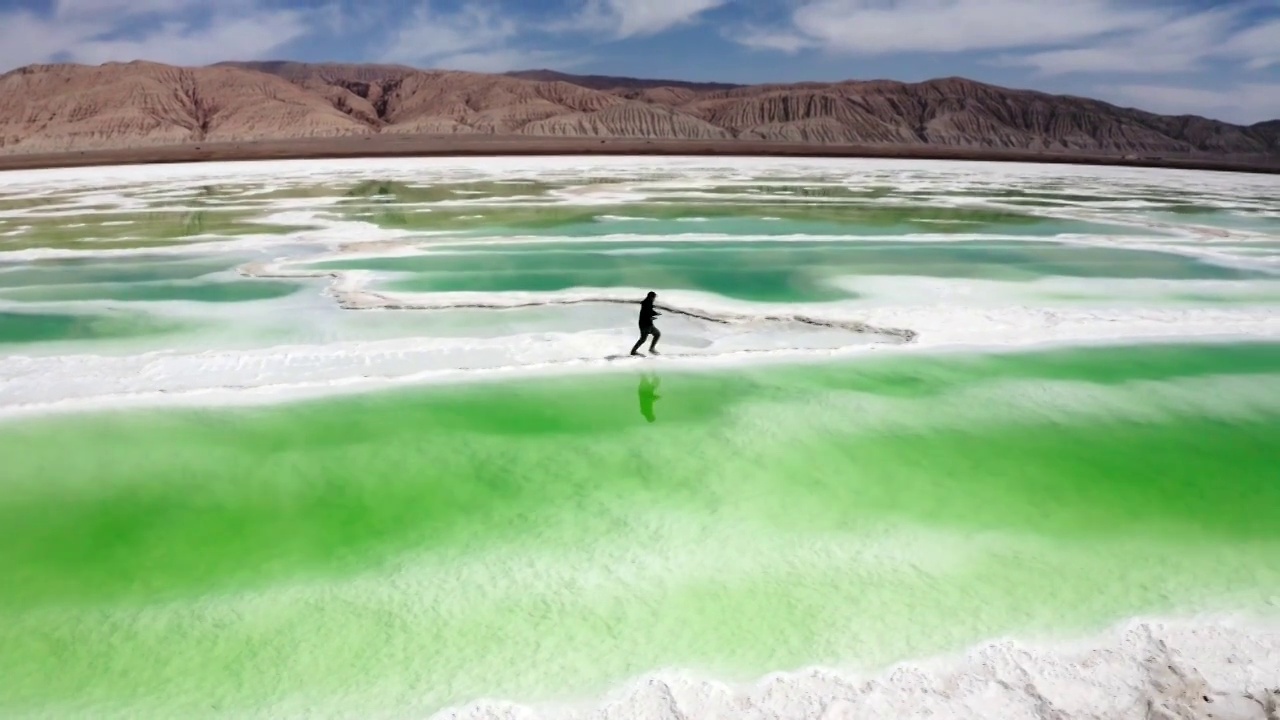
xmin=638 ymin=372 xmax=660 ymax=423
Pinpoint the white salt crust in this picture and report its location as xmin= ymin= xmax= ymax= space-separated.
xmin=0 ymin=157 xmax=1277 ymax=417
xmin=433 ymin=616 xmax=1280 ymax=720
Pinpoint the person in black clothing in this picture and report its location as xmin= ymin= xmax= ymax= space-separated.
xmin=630 ymin=291 xmax=661 ymax=356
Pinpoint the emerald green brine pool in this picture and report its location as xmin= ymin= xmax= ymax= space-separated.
xmin=0 ymin=156 xmax=1277 ymax=719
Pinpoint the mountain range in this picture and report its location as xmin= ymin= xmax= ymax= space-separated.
xmin=0 ymin=60 xmax=1277 ymax=160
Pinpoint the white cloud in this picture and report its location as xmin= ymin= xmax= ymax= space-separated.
xmin=1219 ymin=17 xmax=1280 ymax=70
xmin=1008 ymin=7 xmax=1239 ymax=75
xmin=558 ymin=0 xmax=726 ymax=39
xmin=734 ymin=0 xmax=1280 ymax=79
xmin=0 ymin=10 xmax=98 ymax=71
xmin=320 ymin=1 xmax=388 ymax=36
xmin=381 ymin=2 xmax=582 ymax=72
xmin=381 ymin=3 xmax=517 ymax=65
xmin=737 ymin=0 xmax=1162 ymax=55
xmin=1102 ymin=82 xmax=1280 ymax=124
xmin=52 ymin=0 xmax=205 ymax=21
xmin=71 ymin=12 xmax=310 ymax=67
xmin=734 ymin=26 xmax=812 ymax=54
xmin=0 ymin=1 xmax=313 ymax=71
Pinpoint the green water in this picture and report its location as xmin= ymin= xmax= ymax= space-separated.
xmin=1 ymin=343 xmax=1278 ymax=716
xmin=0 ymin=256 xmax=237 ymax=287
xmin=310 ymin=240 xmax=1265 ymax=302
xmin=340 ymin=179 xmax=555 ymax=203
xmin=632 ymin=183 xmax=1227 ymax=210
xmin=0 ymin=255 xmax=297 ymax=306
xmin=0 ymin=279 xmax=302 ymax=304
xmin=658 ymin=183 xmax=898 ymax=199
xmin=0 ymin=210 xmax=319 ymax=251
xmin=0 ymin=197 xmax=70 ymax=212
xmin=0 ymin=161 xmax=1277 ymax=716
xmin=1170 ymin=290 xmax=1280 ymax=304
xmin=1152 ymin=210 xmax=1280 ymax=233
xmin=335 ymin=201 xmax=1147 ymax=238
xmin=0 ymin=310 xmax=186 ymax=344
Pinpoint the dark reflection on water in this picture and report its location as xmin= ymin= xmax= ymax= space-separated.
xmin=638 ymin=372 xmax=660 ymax=423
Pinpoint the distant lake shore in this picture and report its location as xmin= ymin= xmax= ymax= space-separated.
xmin=2 ymin=134 xmax=1278 ymax=175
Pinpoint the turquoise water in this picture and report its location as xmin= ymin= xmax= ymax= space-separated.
xmin=0 ymin=256 xmax=236 ymax=286
xmin=0 ymin=309 xmax=186 ymax=344
xmin=310 ymin=239 xmax=1265 ymax=303
xmin=338 ymin=202 xmax=1154 ymax=239
xmin=0 ymin=279 xmax=302 ymax=303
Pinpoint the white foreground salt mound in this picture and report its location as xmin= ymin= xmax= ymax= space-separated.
xmin=435 ymin=617 xmax=1280 ymax=720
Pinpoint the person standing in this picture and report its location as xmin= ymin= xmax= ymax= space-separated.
xmin=630 ymin=291 xmax=661 ymax=356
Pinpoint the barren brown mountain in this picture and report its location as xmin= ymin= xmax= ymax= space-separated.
xmin=1 ymin=60 xmax=1277 ymax=160
xmin=0 ymin=61 xmax=373 ymax=154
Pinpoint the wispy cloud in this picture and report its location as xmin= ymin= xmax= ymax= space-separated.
xmin=734 ymin=0 xmax=1280 ymax=77
xmin=71 ymin=12 xmax=311 ymax=67
xmin=1220 ymin=16 xmax=1280 ymax=70
xmin=1101 ymin=82 xmax=1280 ymax=124
xmin=0 ymin=9 xmax=96 ymax=71
xmin=382 ymin=4 xmax=517 ymax=63
xmin=51 ymin=0 xmax=206 ymax=21
xmin=319 ymin=1 xmax=391 ymax=36
xmin=734 ymin=27 xmax=812 ymax=54
xmin=0 ymin=0 xmax=313 ymax=70
xmin=733 ymin=0 xmax=1161 ymax=55
xmin=1005 ymin=6 xmax=1239 ymax=75
xmin=555 ymin=0 xmax=726 ymax=39
xmin=380 ymin=2 xmax=579 ymax=72
xmin=1003 ymin=5 xmax=1280 ymax=77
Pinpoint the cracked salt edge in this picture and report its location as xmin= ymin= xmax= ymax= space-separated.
xmin=427 ymin=614 xmax=1280 ymax=720
xmin=320 ymin=281 xmax=921 ymax=344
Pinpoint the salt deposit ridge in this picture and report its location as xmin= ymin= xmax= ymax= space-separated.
xmin=3 ymin=295 xmax=1279 ymax=419
xmin=434 ymin=616 xmax=1280 ymax=720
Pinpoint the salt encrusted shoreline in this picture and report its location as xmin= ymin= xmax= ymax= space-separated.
xmin=433 ymin=616 xmax=1280 ymax=720
xmin=0 ymin=135 xmax=1277 ymax=175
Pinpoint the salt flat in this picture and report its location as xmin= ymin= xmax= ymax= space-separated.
xmin=0 ymin=157 xmax=1278 ymax=719
xmin=0 ymin=157 xmax=1277 ymax=415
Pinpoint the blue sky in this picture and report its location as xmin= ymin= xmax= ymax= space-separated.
xmin=1 ymin=0 xmax=1278 ymax=123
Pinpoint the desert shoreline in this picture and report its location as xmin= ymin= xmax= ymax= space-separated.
xmin=1 ymin=134 xmax=1278 ymax=175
